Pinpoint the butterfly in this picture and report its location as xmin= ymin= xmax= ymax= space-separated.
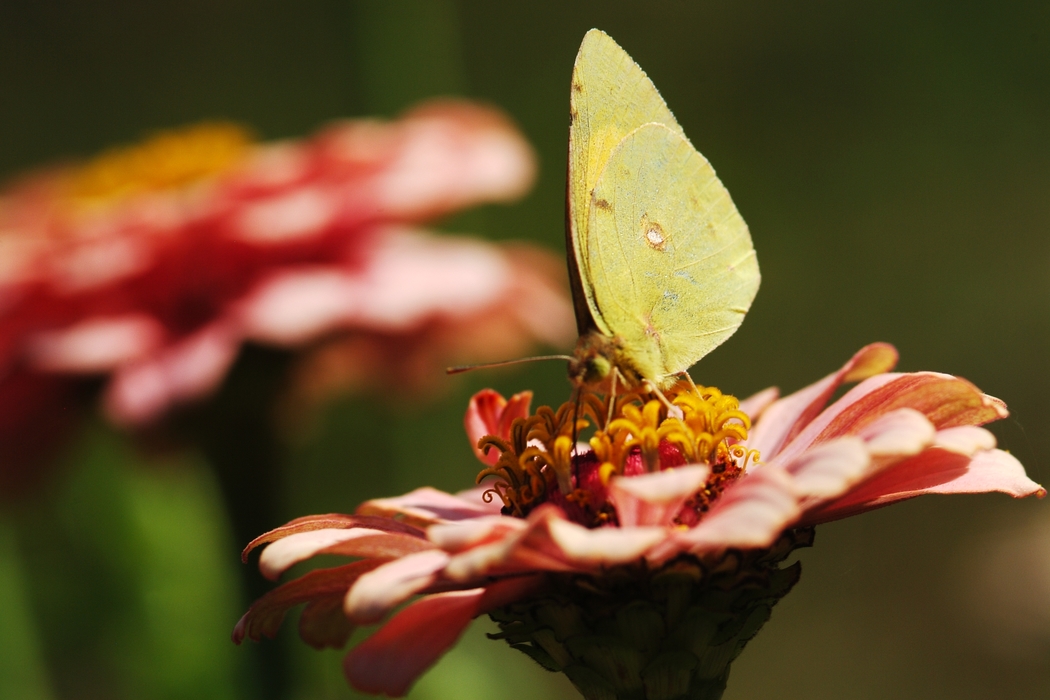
xmin=564 ymin=29 xmax=760 ymax=394
xmin=449 ymin=30 xmax=759 ymax=396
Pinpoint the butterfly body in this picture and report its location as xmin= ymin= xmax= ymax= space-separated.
xmin=566 ymin=30 xmax=759 ymax=391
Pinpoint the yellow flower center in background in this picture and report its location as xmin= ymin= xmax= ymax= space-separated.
xmin=66 ymin=122 xmax=254 ymax=203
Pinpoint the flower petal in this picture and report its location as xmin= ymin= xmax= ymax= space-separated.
xmin=259 ymin=528 xmax=434 ymax=581
xmin=674 ymin=466 xmax=800 ymax=553
xmin=104 ymin=322 xmax=239 ymax=425
xmin=931 ymin=425 xmax=997 ymax=454
xmin=298 ymin=595 xmax=354 ymax=650
xmin=441 ymin=508 xmax=575 ymax=582
xmin=464 ymin=388 xmax=533 ymax=466
xmin=855 ymin=407 xmax=936 ymax=460
xmin=26 ymin=314 xmax=166 ymax=373
xmin=241 ymin=513 xmax=425 ymax=562
xmin=452 ymin=484 xmax=507 ymax=515
xmin=541 ymin=517 xmax=667 ymax=565
xmin=344 ymin=589 xmax=483 ymax=697
xmin=260 ymin=528 xmax=385 ymax=580
xmin=233 ymin=561 xmax=382 ymax=645
xmin=344 ymin=550 xmax=452 ymax=624
xmin=746 ymin=343 xmax=898 ymax=461
xmin=773 ymin=371 xmax=1007 ymax=467
xmin=804 ymin=448 xmax=1046 ymax=524
xmin=357 ymin=486 xmax=496 ymax=526
xmin=785 ymin=437 xmax=871 ymax=500
xmin=427 ymin=515 xmax=528 ymax=553
xmin=372 ymin=100 xmax=537 ymax=221
xmin=608 ymin=465 xmax=710 ymax=527
xmin=343 ymin=575 xmax=542 ymax=697
xmin=738 ymin=386 xmax=779 ymax=423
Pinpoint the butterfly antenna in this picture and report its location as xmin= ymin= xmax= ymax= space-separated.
xmin=447 ymin=355 xmax=574 ymax=375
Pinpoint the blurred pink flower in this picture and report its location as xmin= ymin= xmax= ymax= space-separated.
xmin=234 ymin=343 xmax=1043 ymax=697
xmin=0 ymin=100 xmax=573 ymax=489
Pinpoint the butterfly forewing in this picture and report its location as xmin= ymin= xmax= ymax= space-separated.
xmin=568 ymin=29 xmax=685 ymax=336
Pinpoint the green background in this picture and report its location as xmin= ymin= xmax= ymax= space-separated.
xmin=1 ymin=1 xmax=1048 ymax=699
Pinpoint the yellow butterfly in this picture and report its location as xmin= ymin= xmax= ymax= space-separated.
xmin=449 ymin=30 xmax=758 ymax=395
xmin=565 ymin=29 xmax=760 ymax=392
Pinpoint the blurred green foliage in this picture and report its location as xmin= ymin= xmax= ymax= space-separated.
xmin=1 ymin=1 xmax=1049 ymax=699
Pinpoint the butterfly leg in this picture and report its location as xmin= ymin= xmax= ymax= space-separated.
xmin=606 ymin=367 xmax=622 ymax=427
xmin=680 ymin=371 xmax=699 ymax=394
xmin=644 ymin=380 xmax=684 ymax=420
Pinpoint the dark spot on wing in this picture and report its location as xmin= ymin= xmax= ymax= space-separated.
xmin=572 ymin=82 xmax=583 ymax=93
xmin=595 ymin=198 xmax=612 ymax=210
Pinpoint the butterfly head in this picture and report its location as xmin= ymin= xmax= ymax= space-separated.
xmin=568 ymin=331 xmax=641 ymax=390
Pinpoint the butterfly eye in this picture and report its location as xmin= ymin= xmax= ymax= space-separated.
xmin=584 ymin=355 xmax=612 ymax=384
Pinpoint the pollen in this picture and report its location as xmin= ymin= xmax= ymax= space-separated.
xmin=66 ymin=122 xmax=254 ymax=203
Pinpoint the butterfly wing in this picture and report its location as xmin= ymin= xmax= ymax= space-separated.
xmin=567 ymin=29 xmax=685 ymax=336
xmin=585 ymin=122 xmax=760 ymax=384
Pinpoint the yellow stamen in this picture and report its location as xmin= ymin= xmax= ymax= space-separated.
xmin=474 ymin=382 xmax=756 ymax=519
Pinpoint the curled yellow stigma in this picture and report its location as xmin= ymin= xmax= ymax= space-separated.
xmin=476 ymin=381 xmax=760 ymax=519
xmin=66 ymin=122 xmax=254 ymax=203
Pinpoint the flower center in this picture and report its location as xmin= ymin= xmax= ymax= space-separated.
xmin=64 ymin=122 xmax=253 ymax=204
xmin=476 ymin=381 xmax=760 ymax=526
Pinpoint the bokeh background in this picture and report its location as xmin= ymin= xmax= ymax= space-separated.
xmin=2 ymin=1 xmax=1049 ymax=699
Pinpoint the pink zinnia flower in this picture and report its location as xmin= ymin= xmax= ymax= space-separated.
xmin=0 ymin=100 xmax=573 ymax=489
xmin=234 ymin=342 xmax=1043 ymax=699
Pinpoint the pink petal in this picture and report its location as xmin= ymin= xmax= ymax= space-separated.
xmin=232 ymin=560 xmax=382 ymax=645
xmin=372 ymin=100 xmax=537 ymax=221
xmin=259 ymin=529 xmax=434 ymax=581
xmin=931 ymin=425 xmax=997 ymax=454
xmin=608 ymin=465 xmax=710 ymax=527
xmin=785 ymin=437 xmax=871 ymax=500
xmin=441 ymin=519 xmax=560 ymax=582
xmin=319 ymin=532 xmax=438 ymax=561
xmin=773 ymin=371 xmax=1008 ymax=467
xmin=343 ymin=575 xmax=542 ymax=697
xmin=298 ymin=595 xmax=354 ymax=650
xmin=804 ymin=448 xmax=1046 ymax=525
xmin=345 ymin=589 xmax=482 ymax=697
xmin=104 ymin=322 xmax=239 ymax=425
xmin=854 ymin=407 xmax=936 ymax=460
xmin=427 ymin=516 xmax=528 ymax=553
xmin=541 ymin=518 xmax=666 ymax=565
xmin=357 ymin=486 xmax=496 ymax=526
xmin=238 ymin=267 xmax=364 ymax=345
xmin=233 ymin=186 xmax=339 ymax=243
xmin=260 ymin=528 xmax=386 ymax=580
xmin=344 ymin=550 xmax=451 ymax=624
xmin=674 ymin=466 xmax=801 ymax=553
xmin=241 ymin=513 xmax=424 ymax=562
xmin=746 ymin=343 xmax=898 ymax=462
xmin=348 ymin=228 xmax=511 ymax=329
xmin=464 ymin=388 xmax=533 ymax=466
xmin=441 ymin=506 xmax=585 ymax=581
xmin=738 ymin=386 xmax=779 ymax=423
xmin=452 ymin=484 xmax=506 ymax=515
xmin=26 ymin=314 xmax=166 ymax=373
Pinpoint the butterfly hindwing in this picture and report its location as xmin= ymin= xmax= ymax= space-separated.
xmin=585 ymin=123 xmax=759 ymax=383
